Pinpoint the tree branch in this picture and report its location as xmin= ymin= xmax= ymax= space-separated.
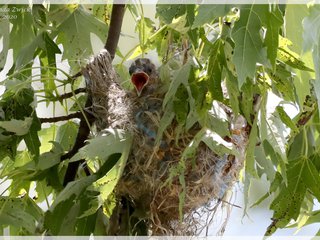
xmin=104 ymin=4 xmax=126 ymax=59
xmin=71 ymin=71 xmax=83 ymax=79
xmin=62 ymin=4 xmax=126 ymax=186
xmin=39 ymin=112 xmax=82 ymax=123
xmin=56 ymin=88 xmax=86 ymax=101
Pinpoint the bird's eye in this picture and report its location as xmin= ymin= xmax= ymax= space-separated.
xmin=146 ymin=66 xmax=152 ymax=75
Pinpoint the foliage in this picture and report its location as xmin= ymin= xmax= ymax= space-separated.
xmin=0 ymin=2 xmax=320 ymax=236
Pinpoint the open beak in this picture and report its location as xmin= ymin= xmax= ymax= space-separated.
xmin=131 ymin=71 xmax=149 ymax=96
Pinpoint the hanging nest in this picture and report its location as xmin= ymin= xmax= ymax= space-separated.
xmin=82 ymin=49 xmax=249 ymax=235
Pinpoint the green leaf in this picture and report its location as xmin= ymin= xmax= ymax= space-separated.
xmin=92 ymin=4 xmax=110 ymax=23
xmin=14 ymin=32 xmax=56 ymax=69
xmin=35 ymin=180 xmax=53 ymax=204
xmin=41 ymin=32 xmax=61 ymax=59
xmin=8 ymin=5 xmax=35 ymax=61
xmin=302 ymin=156 xmax=320 ymax=202
xmin=0 ymin=107 xmax=4 ymax=120
xmin=225 ymin=67 xmax=240 ymax=116
xmin=285 ymin=5 xmax=309 ymax=54
xmin=303 ymin=5 xmax=320 ymax=119
xmin=70 ymin=129 xmax=132 ymax=163
xmin=32 ymin=4 xmax=48 ymax=30
xmin=180 ymin=129 xmax=205 ymax=160
xmin=277 ymin=47 xmax=314 ymax=72
xmin=69 ymin=95 xmax=87 ymax=112
xmin=224 ymin=40 xmax=237 ymax=77
xmin=260 ymin=94 xmax=287 ymax=161
xmin=266 ymin=153 xmax=320 ymax=235
xmin=267 ymin=64 xmax=295 ymax=102
xmin=173 ymin=84 xmax=189 ymax=125
xmin=263 ymin=140 xmax=286 ymax=183
xmin=205 ymin=109 xmax=230 ymax=138
xmin=57 ymin=203 xmax=81 ymax=235
xmin=188 ymin=70 xmax=209 ymax=118
xmin=0 ymin=196 xmax=43 ymax=233
xmin=1 ymin=80 xmax=34 ymax=107
xmin=266 ymin=158 xmax=307 ymax=235
xmin=9 ymin=179 xmax=31 ymax=198
xmin=163 ymin=62 xmax=191 ymax=107
xmin=56 ymin=6 xmax=108 ymax=69
xmin=232 ymin=5 xmax=264 ymax=87
xmin=276 ymin=106 xmax=299 ymax=133
xmin=251 ymin=172 xmax=282 ymax=208
xmin=192 ymin=5 xmax=230 ymax=28
xmin=45 ymin=143 xmax=128 ymax=235
xmin=285 ymin=5 xmax=314 ymax=107
xmin=0 ymin=10 xmax=10 ymax=70
xmin=178 ymin=172 xmax=186 ymax=222
xmin=127 ymin=45 xmax=143 ymax=61
xmin=0 ymin=117 xmax=33 ymax=136
xmin=23 ymin=114 xmax=41 ymax=161
xmin=50 ymin=175 xmax=96 ymax=211
xmin=39 ymin=125 xmax=57 ymax=154
xmin=39 ymin=33 xmax=61 ymax=98
xmin=260 ymin=5 xmax=283 ymax=70
xmin=136 ymin=16 xmax=156 ymax=48
xmin=240 ymin=79 xmax=254 ymax=124
xmin=201 ymin=128 xmax=236 ymax=156
xmin=245 ymin=115 xmax=258 ymax=178
xmin=81 ymin=152 xmax=128 ymax=218
xmin=155 ymin=102 xmax=175 ymax=146
xmin=14 ymin=151 xmax=33 ymax=168
xmin=295 ymin=210 xmax=320 ymax=228
xmin=185 ymin=5 xmax=198 ymax=47
xmin=44 ymin=176 xmax=96 ymax=234
xmin=44 ymin=194 xmax=78 ymax=235
xmin=288 ymin=131 xmax=307 ymax=164
xmin=47 ymin=4 xmax=74 ymax=25
xmin=55 ymin=121 xmax=78 ymax=152
xmin=37 ymin=142 xmax=64 ymax=170
xmin=167 ymin=13 xmax=189 ymax=34
xmin=156 ymin=5 xmax=187 ymax=24
xmin=79 ymin=157 xmax=121 ymax=218
xmin=75 ymin=194 xmax=97 ymax=235
xmin=207 ymin=39 xmax=224 ymax=101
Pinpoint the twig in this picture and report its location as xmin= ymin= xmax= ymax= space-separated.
xmin=56 ymin=87 xmax=86 ymax=101
xmin=39 ymin=112 xmax=82 ymax=123
xmin=71 ymin=71 xmax=83 ymax=80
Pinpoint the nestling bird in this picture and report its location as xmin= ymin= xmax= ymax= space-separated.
xmin=128 ymin=58 xmax=164 ymax=144
xmin=108 ymin=58 xmax=163 ymax=235
xmin=129 ymin=58 xmax=159 ymax=97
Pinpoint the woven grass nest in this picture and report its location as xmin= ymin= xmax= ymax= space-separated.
xmin=83 ymin=50 xmax=249 ymax=235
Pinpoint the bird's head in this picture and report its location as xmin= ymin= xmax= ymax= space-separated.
xmin=129 ymin=58 xmax=157 ymax=97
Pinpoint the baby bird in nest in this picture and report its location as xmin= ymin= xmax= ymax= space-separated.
xmin=108 ymin=58 xmax=163 ymax=235
xmin=128 ymin=58 xmax=164 ymax=144
xmin=129 ymin=58 xmax=161 ymax=97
